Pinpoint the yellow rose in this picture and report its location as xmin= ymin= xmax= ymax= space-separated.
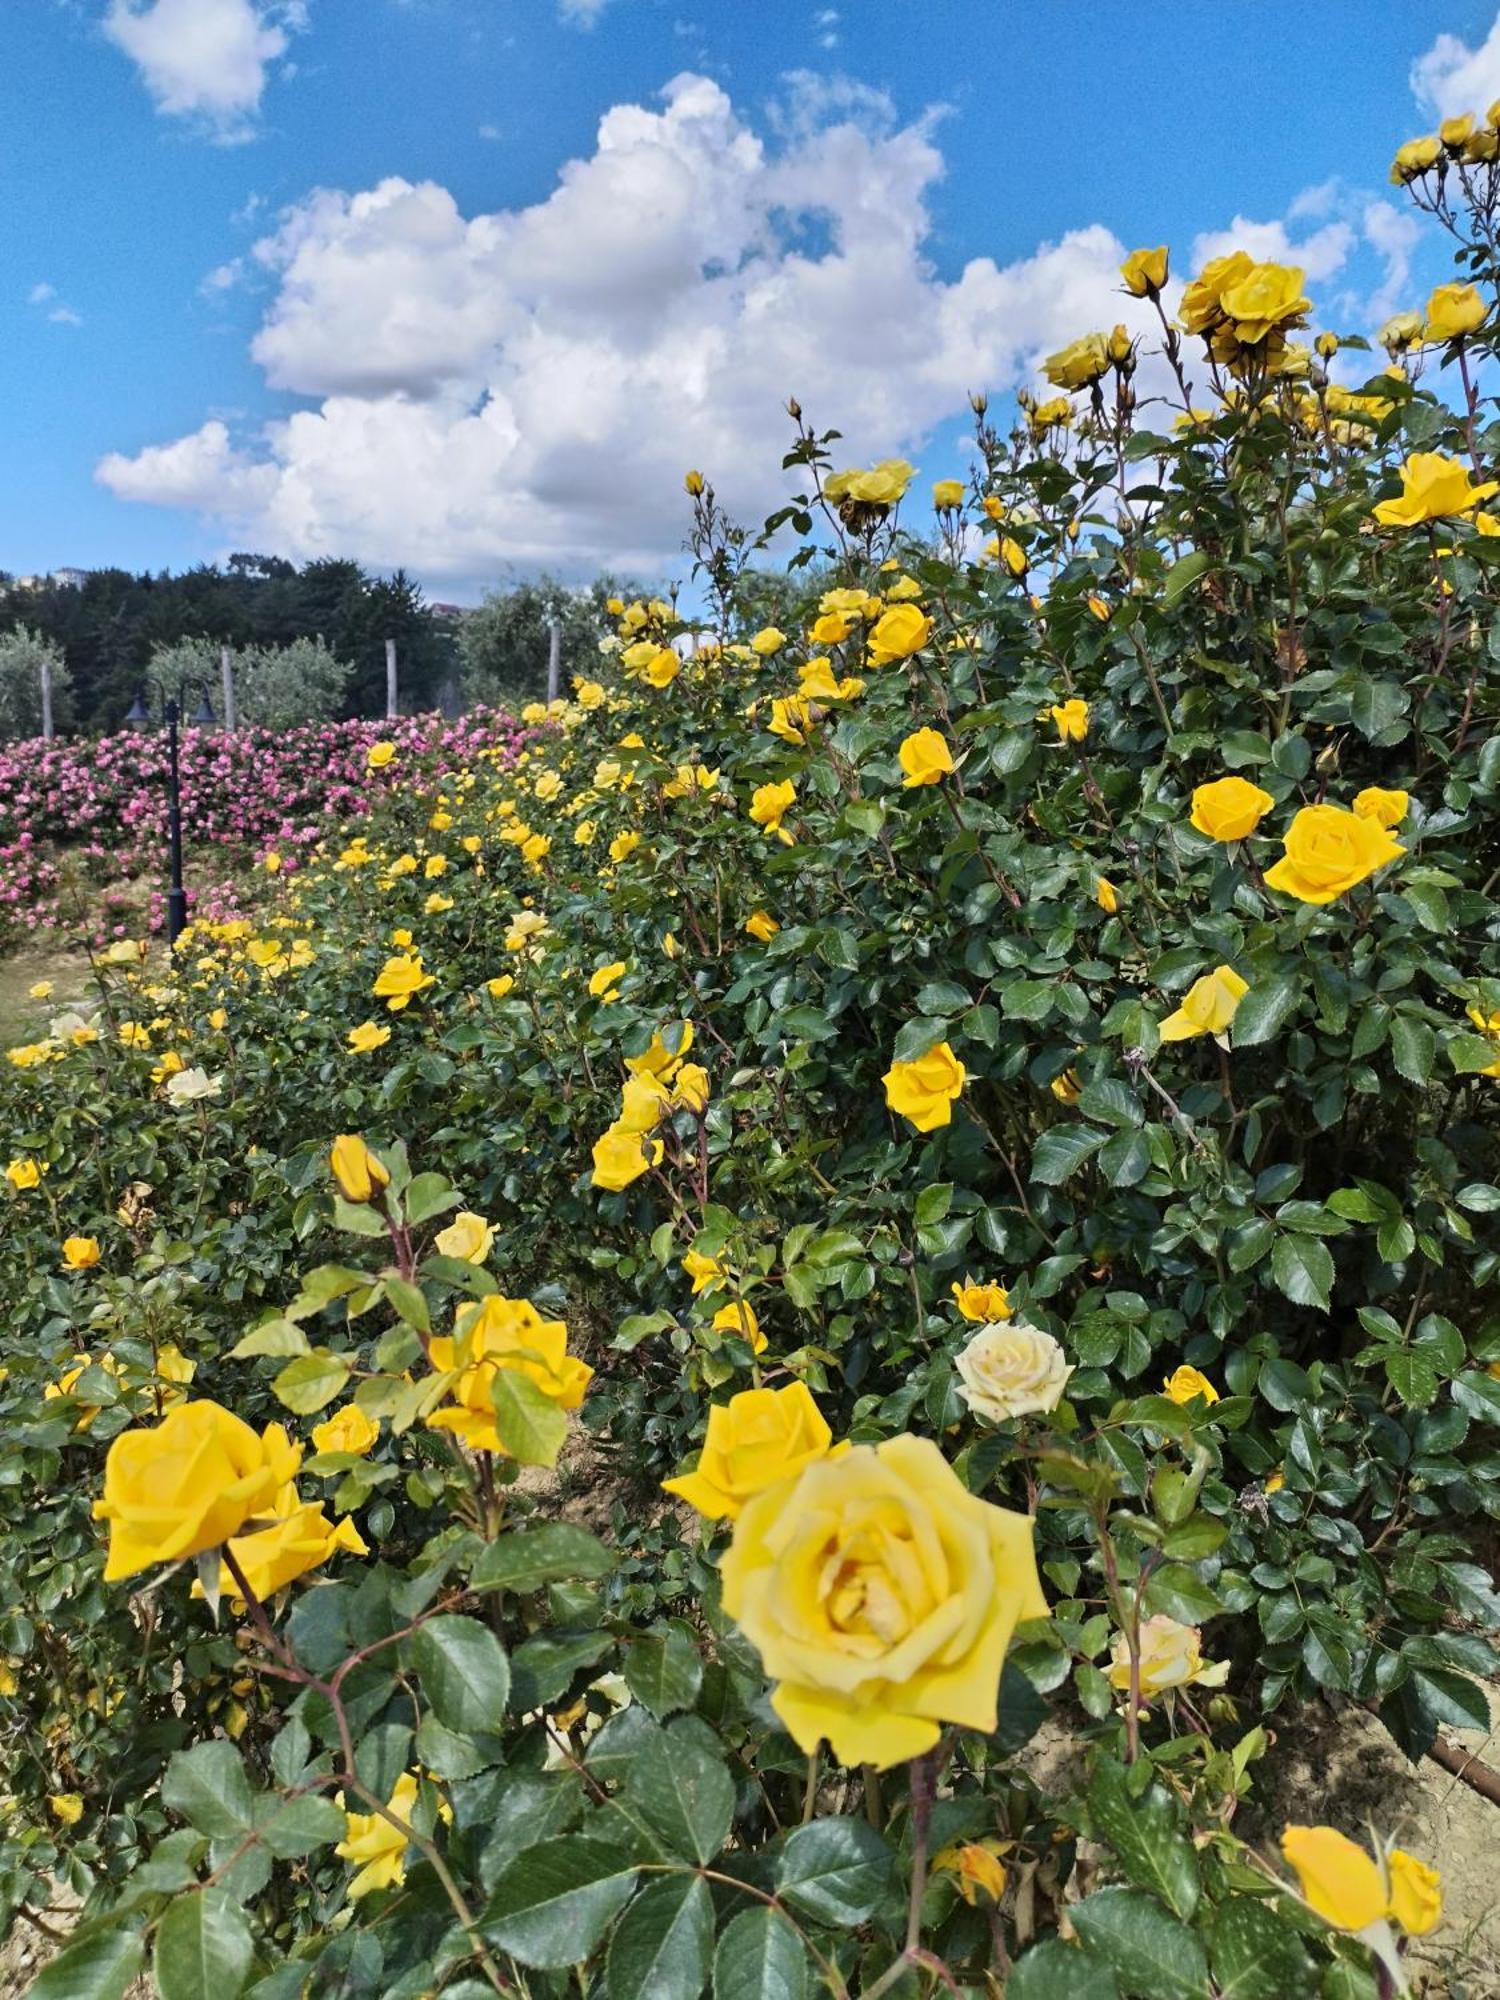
xmin=951 ymin=1277 xmax=1011 ymax=1323
xmin=1108 ymin=1613 xmax=1228 ymax=1698
xmin=672 ymin=1062 xmax=712 ymax=1114
xmin=720 ymin=1434 xmax=1048 ymax=1768
xmin=749 ymin=779 xmax=797 ymax=844
xmin=1095 ymin=877 xmax=1118 ymax=914
xmin=810 ymin=611 xmax=853 ymax=645
xmin=329 ymin=1135 xmax=390 ymax=1205
xmin=434 ymin=1210 xmax=494 ymax=1265
xmin=767 ymin=694 xmax=815 ymax=745
xmin=711 ymin=1300 xmax=766 ymax=1353
xmin=744 ymin=909 xmax=779 ymax=942
xmin=663 ymin=1383 xmax=838 ymax=1520
xmin=29 ymin=980 xmax=53 ymax=1000
xmin=93 ymin=1401 xmax=293 ymax=1582
xmin=1425 ymin=281 xmax=1486 ymax=343
xmin=588 ymin=961 xmax=627 ymax=1003
xmin=932 ymin=478 xmax=965 ymax=509
xmin=5 ymin=1158 xmax=43 ymax=1190
xmin=1179 ymin=250 xmax=1253 ymax=333
xmin=337 ymin=1771 xmax=419 ymax=1898
xmin=486 ymin=974 xmax=515 ymax=1000
xmin=1373 ymin=451 xmax=1499 ymax=527
xmin=751 ymin=627 xmax=786 ymax=657
xmin=62 ymin=1236 xmax=101 ymax=1270
xmin=1121 ymin=245 xmax=1169 ymax=297
xmin=866 ymin=604 xmax=932 ymax=665
xmin=683 ymin=1246 xmax=727 ymax=1293
xmin=1158 ymin=965 xmax=1248 ymax=1043
xmin=898 ymin=727 xmax=955 ymax=788
xmin=883 ymin=1039 xmax=967 ymax=1132
xmin=1162 ymin=1365 xmax=1219 ymax=1406
xmin=1440 ymin=113 xmax=1475 ymax=149
xmin=372 ymin=951 xmax=435 ymax=1011
xmin=590 ymin=1122 xmax=662 ymax=1192
xmin=367 ymin=741 xmax=396 ymax=770
xmin=999 ymin=536 xmax=1027 ymax=577
xmin=347 ymin=1021 xmax=391 ymax=1053
xmin=642 ymin=647 xmax=681 ymax=688
xmin=427 ymin=1295 xmax=592 ymax=1453
xmin=825 ymin=459 xmax=915 ymax=507
xmin=1042 ymin=332 xmax=1109 ymax=390
xmin=956 ymin=1321 xmax=1073 ymax=1422
xmin=202 ymin=1484 xmax=369 ymax=1608
xmin=625 ymin=1022 xmax=694 ymax=1083
xmin=49 ymin=1794 xmax=84 ymax=1827
xmin=1189 ymin=774 xmax=1274 ymax=841
xmin=1387 ymin=1848 xmax=1443 ymax=1936
xmin=1049 ymin=698 xmax=1089 ymax=743
xmin=1219 ymin=260 xmax=1309 ymax=343
xmin=1352 ymin=785 xmax=1409 ymax=829
xmin=1280 ymin=1826 xmax=1389 ymax=1932
xmin=312 ymin=1404 xmax=379 ymax=1457
xmin=1265 ymin=803 xmax=1404 ymax=904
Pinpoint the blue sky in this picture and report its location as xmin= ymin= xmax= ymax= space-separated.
xmin=8 ymin=0 xmax=1500 ymax=597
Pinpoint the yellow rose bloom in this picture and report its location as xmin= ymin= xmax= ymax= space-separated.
xmin=883 ymin=1040 xmax=967 ymax=1132
xmin=1280 ymin=1826 xmax=1389 ymax=1932
xmin=29 ymin=979 xmax=53 ymax=999
xmin=825 ymin=459 xmax=915 ymax=507
xmin=956 ymin=1321 xmax=1073 ymax=1422
xmin=749 ymin=779 xmax=797 ymax=844
xmin=932 ymin=478 xmax=965 ymax=509
xmin=62 ymin=1236 xmax=101 ymax=1270
xmin=1158 ymin=964 xmax=1248 ymax=1043
xmin=1386 ymin=1849 xmax=1443 ymax=1936
xmin=337 ymin=1771 xmax=419 ymax=1899
xmin=1043 ymin=332 xmax=1109 ymax=390
xmin=1265 ymin=803 xmax=1404 ymax=904
xmin=898 ymin=726 xmax=955 ymax=788
xmin=642 ymin=647 xmax=681 ymax=688
xmin=1049 ymin=698 xmax=1089 ymax=743
xmin=951 ymin=1278 xmax=1011 ymax=1324
xmin=347 ymin=1021 xmax=392 ymax=1054
xmin=486 ymin=974 xmax=515 ymax=1000
xmin=49 ymin=1794 xmax=84 ymax=1827
xmin=311 ymin=1404 xmax=380 ymax=1457
xmin=1108 ymin=1613 xmax=1227 ymax=1698
xmin=744 ymin=909 xmax=780 ymax=943
xmin=866 ymin=604 xmax=932 ymax=665
xmin=1189 ymin=775 xmax=1274 ymax=841
xmin=1180 ymin=250 xmax=1253 ymax=333
xmin=1121 ymin=245 xmax=1169 ymax=297
xmin=1219 ymin=260 xmax=1309 ymax=343
xmin=767 ymin=694 xmax=815 ymax=745
xmin=810 ymin=611 xmax=853 ymax=645
xmin=672 ymin=1062 xmax=711 ymax=1114
xmin=720 ymin=1433 xmax=1048 ymax=1769
xmin=5 ymin=1158 xmax=43 ymax=1190
xmin=93 ymin=1401 xmax=294 ymax=1582
xmin=1352 ymin=785 xmax=1409 ymax=829
xmin=588 ymin=961 xmax=628 ymax=1003
xmin=683 ymin=1246 xmax=728 ymax=1294
xmin=366 ymin=741 xmax=396 ymax=770
xmin=427 ymin=1295 xmax=592 ymax=1453
xmin=1372 ymin=451 xmax=1499 ymax=527
xmin=1425 ymin=281 xmax=1486 ymax=343
xmin=434 ymin=1210 xmax=495 ymax=1265
xmin=205 ymin=1491 xmax=369 ymax=1608
xmin=663 ymin=1382 xmax=838 ymax=1520
xmin=751 ymin=627 xmax=786 ymax=657
xmin=372 ymin=952 xmax=435 ymax=1011
xmin=625 ymin=1022 xmax=694 ymax=1083
xmin=711 ymin=1300 xmax=766 ymax=1353
xmin=1162 ymin=1365 xmax=1219 ymax=1406
xmin=590 ymin=1122 xmax=662 ymax=1192
xmin=329 ymin=1135 xmax=390 ymax=1204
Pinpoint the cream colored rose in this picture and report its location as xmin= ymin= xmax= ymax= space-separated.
xmin=955 ymin=1321 xmax=1072 ymax=1423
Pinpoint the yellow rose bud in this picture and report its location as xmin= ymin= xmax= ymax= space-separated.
xmin=1425 ymin=281 xmax=1486 ymax=343
xmin=62 ymin=1236 xmax=101 ymax=1270
xmin=711 ymin=1300 xmax=765 ymax=1353
xmin=1120 ymin=245 xmax=1169 ymax=297
xmin=311 ymin=1403 xmax=380 ymax=1457
xmin=1162 ymin=1364 xmax=1219 ymax=1406
xmin=337 ymin=1772 xmax=419 ymax=1899
xmin=1280 ymin=1826 xmax=1389 ymax=1932
xmin=684 ymin=469 xmax=705 ymax=495
xmin=932 ymin=478 xmax=965 ymax=509
xmin=329 ymin=1135 xmax=390 ymax=1204
xmin=1095 ymin=877 xmax=1119 ymax=914
xmin=744 ymin=909 xmax=780 ymax=943
xmin=898 ymin=726 xmax=955 ymax=788
xmin=1351 ymin=785 xmax=1409 ymax=829
xmin=1049 ymin=698 xmax=1089 ymax=743
xmin=951 ymin=1277 xmax=1012 ymax=1323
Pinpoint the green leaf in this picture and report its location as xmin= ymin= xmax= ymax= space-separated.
xmin=1231 ymin=974 xmax=1300 ymax=1047
xmin=1088 ymin=1764 xmax=1199 ymax=1919
xmin=27 ymin=1929 xmax=145 ymax=2000
xmin=271 ymin=1350 xmax=351 ymax=1416
xmin=624 ymin=1721 xmax=735 ymax=1864
xmin=411 ymin=1614 xmax=510 ymax=1733
xmin=1007 ymin=1939 xmax=1119 ymax=2000
xmin=1031 ymin=1125 xmax=1106 ymax=1185
xmin=227 ymin=1319 xmax=310 ymax=1360
xmin=481 ymin=1837 xmax=639 ymax=1969
xmin=605 ymin=1874 xmax=713 ymax=2000
xmin=1390 ymin=1015 xmax=1435 ymax=1085
xmin=1162 ymin=549 xmax=1211 ymax=604
xmin=471 ymin=1523 xmax=615 ymax=1595
xmin=251 ymin=1792 xmax=345 ymax=1860
xmin=1270 ymin=1234 xmax=1334 ymax=1311
xmin=152 ymin=1889 xmax=255 ymax=2000
xmin=623 ymin=1626 xmax=702 ymax=1717
xmin=1209 ymin=1899 xmax=1313 ymax=2000
xmin=405 ymin=1171 xmax=461 ymax=1224
xmin=712 ymin=1906 xmax=810 ymax=2000
xmin=489 ymin=1369 xmax=568 ymax=1467
xmin=161 ymin=1742 xmax=254 ymax=1839
xmin=383 ymin=1275 xmax=431 ymax=1335
xmin=1069 ymin=1887 xmax=1211 ymax=2000
xmin=1383 ymin=1350 xmax=1439 ymax=1410
xmin=776 ymin=1816 xmax=894 ymax=1927
xmin=1142 ymin=1564 xmax=1220 ymax=1625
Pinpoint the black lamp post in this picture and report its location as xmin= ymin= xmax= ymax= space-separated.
xmin=126 ymin=683 xmax=215 ymax=948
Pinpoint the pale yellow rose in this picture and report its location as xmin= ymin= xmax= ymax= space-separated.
xmin=434 ymin=1211 xmax=494 ymax=1265
xmin=1108 ymin=1613 xmax=1228 ymax=1698
xmin=956 ymin=1321 xmax=1073 ymax=1422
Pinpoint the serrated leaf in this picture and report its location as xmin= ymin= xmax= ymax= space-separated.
xmin=27 ymin=1929 xmax=145 ymax=2000
xmin=271 ymin=1350 xmax=350 ymax=1416
xmin=712 ymin=1906 xmax=810 ymax=2000
xmin=1270 ymin=1234 xmax=1333 ymax=1311
xmin=1031 ymin=1125 xmax=1106 ymax=1185
xmin=1231 ymin=974 xmax=1299 ymax=1047
xmin=152 ymin=1889 xmax=254 ymax=2000
xmin=1007 ymin=1939 xmax=1119 ymax=2000
xmin=481 ymin=1837 xmax=639 ymax=1969
xmin=623 ymin=1721 xmax=734 ymax=1864
xmin=161 ymin=1742 xmax=254 ymax=1838
xmin=605 ymin=1874 xmax=713 ymax=2000
xmin=623 ymin=1626 xmax=702 ymax=1717
xmin=411 ymin=1614 xmax=510 ymax=1733
xmin=1069 ymin=1886 xmax=1211 ymax=2000
xmin=776 ymin=1816 xmax=894 ymax=1927
xmin=471 ymin=1522 xmax=615 ymax=1595
xmin=1088 ymin=1764 xmax=1198 ymax=1918
xmin=488 ymin=1369 xmax=568 ymax=1467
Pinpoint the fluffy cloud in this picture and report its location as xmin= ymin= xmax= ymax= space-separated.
xmin=101 ymin=72 xmax=1156 ymax=586
xmin=103 ymin=0 xmax=304 ymax=139
xmin=1411 ymin=13 xmax=1500 ymax=123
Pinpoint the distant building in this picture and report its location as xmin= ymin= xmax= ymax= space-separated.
xmin=14 ymin=567 xmax=88 ymax=591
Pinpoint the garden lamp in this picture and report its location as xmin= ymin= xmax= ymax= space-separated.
xmin=125 ymin=682 xmax=215 ymax=947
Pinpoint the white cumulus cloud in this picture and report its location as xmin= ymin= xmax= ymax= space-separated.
xmin=103 ymin=0 xmax=304 ymax=139
xmin=1411 ymin=14 xmax=1500 ymax=123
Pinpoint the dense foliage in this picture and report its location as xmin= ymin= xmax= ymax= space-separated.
xmin=5 ymin=109 xmax=1500 ymax=2000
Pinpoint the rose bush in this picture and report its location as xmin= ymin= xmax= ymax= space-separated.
xmin=5 ymin=104 xmax=1500 ymax=2000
